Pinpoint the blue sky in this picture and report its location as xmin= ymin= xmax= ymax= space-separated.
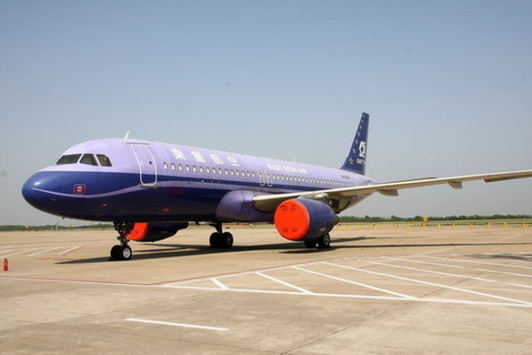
xmin=1 ymin=0 xmax=531 ymax=225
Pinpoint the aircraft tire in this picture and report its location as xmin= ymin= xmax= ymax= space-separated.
xmin=317 ymin=234 xmax=331 ymax=249
xmin=111 ymin=245 xmax=132 ymax=260
xmin=120 ymin=245 xmax=132 ymax=260
xmin=110 ymin=245 xmax=121 ymax=260
xmin=209 ymin=232 xmax=234 ymax=249
xmin=209 ymin=232 xmax=221 ymax=248
xmin=220 ymin=232 xmax=233 ymax=248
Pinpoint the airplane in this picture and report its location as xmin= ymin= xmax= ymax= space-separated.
xmin=22 ymin=113 xmax=532 ymax=260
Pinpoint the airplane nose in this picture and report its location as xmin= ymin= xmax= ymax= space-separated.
xmin=21 ymin=172 xmax=59 ymax=213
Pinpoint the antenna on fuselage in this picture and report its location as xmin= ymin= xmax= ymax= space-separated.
xmin=123 ymin=131 xmax=131 ymax=139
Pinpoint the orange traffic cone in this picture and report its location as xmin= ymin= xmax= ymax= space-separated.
xmin=3 ymin=258 xmax=8 ymax=272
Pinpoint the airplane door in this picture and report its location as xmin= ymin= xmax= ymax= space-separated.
xmin=130 ymin=144 xmax=157 ymax=186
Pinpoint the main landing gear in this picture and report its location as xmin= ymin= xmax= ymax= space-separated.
xmin=304 ymin=233 xmax=331 ymax=249
xmin=209 ymin=223 xmax=234 ymax=249
xmin=110 ymin=222 xmax=133 ymax=261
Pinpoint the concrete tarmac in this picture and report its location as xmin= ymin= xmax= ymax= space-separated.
xmin=1 ymin=224 xmax=532 ymax=354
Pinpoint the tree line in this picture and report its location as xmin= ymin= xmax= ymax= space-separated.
xmin=1 ymin=215 xmax=531 ymax=232
xmin=338 ymin=215 xmax=531 ymax=223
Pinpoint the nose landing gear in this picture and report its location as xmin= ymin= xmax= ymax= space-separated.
xmin=110 ymin=222 xmax=133 ymax=261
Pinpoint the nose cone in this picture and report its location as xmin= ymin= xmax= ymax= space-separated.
xmin=22 ymin=172 xmax=60 ymax=214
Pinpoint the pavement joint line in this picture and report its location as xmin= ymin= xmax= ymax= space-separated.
xmin=125 ymin=318 xmax=229 ymax=332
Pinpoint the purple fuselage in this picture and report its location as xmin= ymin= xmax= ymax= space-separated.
xmin=22 ymin=138 xmax=374 ymax=223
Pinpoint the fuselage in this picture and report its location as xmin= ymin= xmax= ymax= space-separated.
xmin=22 ymin=138 xmax=374 ymax=223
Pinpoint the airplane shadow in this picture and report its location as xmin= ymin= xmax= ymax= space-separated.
xmin=465 ymin=253 xmax=532 ymax=263
xmin=56 ymin=235 xmax=532 ymax=264
xmin=56 ymin=237 xmax=376 ymax=264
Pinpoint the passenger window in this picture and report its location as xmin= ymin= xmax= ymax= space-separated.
xmin=96 ymin=154 xmax=112 ymax=167
xmin=80 ymin=154 xmax=98 ymax=166
xmin=56 ymin=154 xmax=81 ymax=165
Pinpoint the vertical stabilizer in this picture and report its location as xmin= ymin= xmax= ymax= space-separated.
xmin=340 ymin=112 xmax=369 ymax=175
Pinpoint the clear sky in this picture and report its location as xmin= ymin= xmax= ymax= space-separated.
xmin=1 ymin=0 xmax=531 ymax=225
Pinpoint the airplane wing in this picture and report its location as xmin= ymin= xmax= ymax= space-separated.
xmin=252 ymin=170 xmax=532 ymax=212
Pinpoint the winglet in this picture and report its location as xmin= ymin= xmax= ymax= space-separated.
xmin=340 ymin=112 xmax=369 ymax=175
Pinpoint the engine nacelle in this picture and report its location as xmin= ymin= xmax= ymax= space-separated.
xmin=215 ymin=190 xmax=273 ymax=222
xmin=127 ymin=222 xmax=189 ymax=242
xmin=274 ymin=199 xmax=339 ymax=241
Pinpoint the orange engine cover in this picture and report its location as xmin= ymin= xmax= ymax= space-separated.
xmin=127 ymin=222 xmax=189 ymax=242
xmin=273 ymin=199 xmax=338 ymax=241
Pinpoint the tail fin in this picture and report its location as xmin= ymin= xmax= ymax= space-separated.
xmin=340 ymin=112 xmax=369 ymax=175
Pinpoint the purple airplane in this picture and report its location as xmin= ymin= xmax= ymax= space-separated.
xmin=22 ymin=113 xmax=532 ymax=260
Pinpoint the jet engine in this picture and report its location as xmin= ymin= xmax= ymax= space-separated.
xmin=273 ymin=199 xmax=339 ymax=241
xmin=126 ymin=222 xmax=189 ymax=242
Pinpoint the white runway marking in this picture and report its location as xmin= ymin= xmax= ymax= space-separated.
xmin=3 ymin=252 xmax=532 ymax=309
xmin=294 ymin=265 xmax=415 ymax=299
xmin=256 ymin=271 xmax=313 ymax=294
xmin=421 ymin=254 xmax=532 ymax=271
xmin=1 ymin=248 xmax=38 ymax=258
xmin=382 ymin=257 xmax=532 ymax=289
xmin=162 ymin=254 xmax=532 ymax=308
xmin=358 ymin=260 xmax=532 ymax=305
xmin=28 ymin=247 xmax=60 ymax=257
xmin=57 ymin=246 xmax=81 ymax=255
xmin=0 ymin=246 xmax=82 ymax=258
xmin=210 ymin=278 xmax=229 ymax=290
xmin=125 ymin=318 xmax=229 ymax=332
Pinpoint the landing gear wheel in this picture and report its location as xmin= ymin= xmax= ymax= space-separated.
xmin=110 ymin=245 xmax=133 ymax=260
xmin=110 ymin=221 xmax=134 ymax=261
xmin=317 ymin=234 xmax=331 ymax=249
xmin=220 ymin=232 xmax=233 ymax=248
xmin=210 ymin=232 xmax=221 ymax=248
xmin=120 ymin=245 xmax=132 ymax=260
xmin=110 ymin=245 xmax=121 ymax=260
xmin=209 ymin=232 xmax=234 ymax=249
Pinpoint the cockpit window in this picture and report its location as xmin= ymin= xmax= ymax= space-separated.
xmin=97 ymin=154 xmax=112 ymax=167
xmin=56 ymin=154 xmax=81 ymax=165
xmin=80 ymin=154 xmax=98 ymax=166
xmin=55 ymin=153 xmax=112 ymax=167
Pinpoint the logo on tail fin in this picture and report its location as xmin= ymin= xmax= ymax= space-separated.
xmin=340 ymin=112 xmax=369 ymax=175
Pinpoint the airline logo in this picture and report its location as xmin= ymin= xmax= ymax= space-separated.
xmin=358 ymin=141 xmax=366 ymax=158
